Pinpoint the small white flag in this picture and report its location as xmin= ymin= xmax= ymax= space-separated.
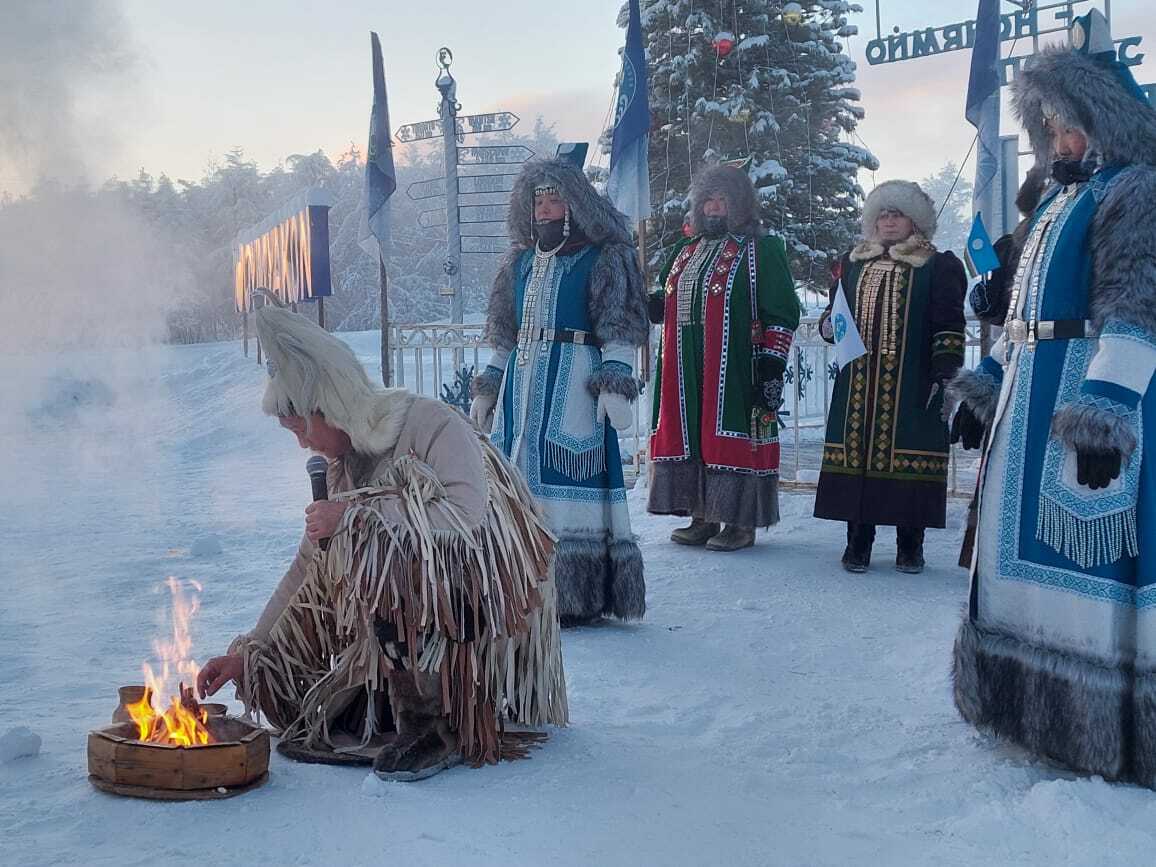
xmin=830 ymin=278 xmax=867 ymax=371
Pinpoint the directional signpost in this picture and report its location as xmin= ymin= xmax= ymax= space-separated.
xmin=396 ymin=49 xmax=534 ymax=326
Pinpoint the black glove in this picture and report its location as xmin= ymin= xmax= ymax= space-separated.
xmin=647 ymin=290 xmax=666 ymax=324
xmin=754 ymin=356 xmax=785 ymax=412
xmin=1076 ymin=447 xmax=1122 ymax=490
xmin=950 ymin=402 xmax=986 ymax=450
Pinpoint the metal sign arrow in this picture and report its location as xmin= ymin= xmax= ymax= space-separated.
xmin=461 ymin=236 xmax=510 ymax=254
xmin=458 ymin=173 xmax=518 ymax=195
xmin=407 ymin=177 xmax=446 ymax=201
xmin=417 ymin=209 xmax=448 ymax=229
xmin=459 ymin=204 xmax=509 ymax=224
xmin=457 ymin=145 xmax=534 ymax=165
xmin=455 ymin=111 xmax=519 ymax=136
xmin=395 ymin=119 xmax=444 ymax=143
xmin=396 ymin=111 xmax=520 ymax=143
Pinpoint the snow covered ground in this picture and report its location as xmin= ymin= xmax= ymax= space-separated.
xmin=4 ymin=334 xmax=1156 ymax=867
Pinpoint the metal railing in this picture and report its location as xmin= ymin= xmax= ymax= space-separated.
xmin=389 ymin=317 xmax=985 ymax=494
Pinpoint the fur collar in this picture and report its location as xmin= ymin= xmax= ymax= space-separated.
xmin=354 ymin=388 xmax=417 ymax=456
xmin=850 ymin=234 xmax=937 ymax=268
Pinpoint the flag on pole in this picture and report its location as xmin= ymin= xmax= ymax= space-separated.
xmin=830 ymin=279 xmax=867 ymax=371
xmin=358 ymin=32 xmax=397 ymax=263
xmin=606 ymin=0 xmax=651 ymax=224
xmin=966 ymin=0 xmax=1001 ymax=226
xmin=965 ymin=212 xmax=1000 ymax=276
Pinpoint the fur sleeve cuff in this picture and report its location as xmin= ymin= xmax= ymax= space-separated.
xmin=471 ymin=364 xmax=504 ymax=399
xmin=946 ymin=362 xmax=1001 ymax=426
xmin=587 ymin=361 xmax=640 ymax=401
xmin=1052 ymin=399 xmax=1139 ymax=460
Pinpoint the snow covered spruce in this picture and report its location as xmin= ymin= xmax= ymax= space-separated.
xmin=197 ymin=304 xmax=567 ymax=781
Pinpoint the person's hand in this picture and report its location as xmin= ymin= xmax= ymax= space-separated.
xmin=596 ymin=392 xmax=634 ymax=430
xmin=1076 ymin=447 xmax=1123 ymax=490
xmin=197 ymin=654 xmax=243 ymax=699
xmin=950 ymin=402 xmax=986 ymax=450
xmin=819 ymin=314 xmax=834 ymax=341
xmin=305 ymin=500 xmax=348 ymax=544
xmin=469 ymin=394 xmax=496 ymax=432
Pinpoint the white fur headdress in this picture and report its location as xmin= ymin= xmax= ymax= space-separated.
xmin=254 ymin=305 xmax=411 ymax=456
xmin=861 ymin=180 xmax=938 ymax=242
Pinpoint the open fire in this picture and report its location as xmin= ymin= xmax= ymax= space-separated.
xmin=124 ymin=577 xmax=214 ymax=747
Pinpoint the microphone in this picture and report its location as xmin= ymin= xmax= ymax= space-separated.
xmin=305 ymin=456 xmax=331 ymax=551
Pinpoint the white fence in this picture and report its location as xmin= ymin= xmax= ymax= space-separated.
xmin=388 ymin=318 xmax=985 ymax=495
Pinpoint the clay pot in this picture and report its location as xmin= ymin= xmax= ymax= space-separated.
xmin=112 ymin=685 xmax=153 ymax=724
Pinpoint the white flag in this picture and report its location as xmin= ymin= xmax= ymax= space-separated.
xmin=830 ymin=278 xmax=867 ymax=370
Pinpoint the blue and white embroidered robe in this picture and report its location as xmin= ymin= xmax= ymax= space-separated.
xmin=957 ymin=167 xmax=1156 ymax=782
xmin=489 ymin=244 xmax=643 ymax=622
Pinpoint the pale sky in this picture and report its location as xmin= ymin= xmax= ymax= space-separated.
xmin=4 ymin=0 xmax=1155 ymax=195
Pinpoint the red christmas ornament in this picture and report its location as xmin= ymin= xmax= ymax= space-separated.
xmin=713 ymin=31 xmax=735 ymax=57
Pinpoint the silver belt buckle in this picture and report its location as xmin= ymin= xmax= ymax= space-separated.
xmin=1036 ymin=320 xmax=1055 ymax=341
xmin=1006 ymin=320 xmax=1028 ymax=343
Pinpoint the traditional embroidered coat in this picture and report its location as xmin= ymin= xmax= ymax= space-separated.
xmin=955 ymin=167 xmax=1156 ymax=784
xmin=489 ymin=243 xmax=646 ymax=622
xmin=814 ymin=239 xmax=966 ymax=528
xmin=648 ymin=233 xmax=800 ymax=527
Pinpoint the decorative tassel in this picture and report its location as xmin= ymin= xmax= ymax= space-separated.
xmin=544 ymin=440 xmax=606 ymax=482
xmin=1036 ymin=495 xmax=1139 ymax=570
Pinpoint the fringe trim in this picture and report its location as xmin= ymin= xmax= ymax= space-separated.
xmin=544 ymin=440 xmax=606 ymax=482
xmin=1036 ymin=495 xmax=1139 ymax=569
xmin=236 ymin=434 xmax=567 ymax=766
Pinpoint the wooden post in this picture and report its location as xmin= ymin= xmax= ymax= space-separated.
xmin=242 ymin=310 xmax=249 ymax=358
xmin=379 ymin=257 xmax=392 ymax=386
xmin=317 ymin=297 xmax=326 ymax=330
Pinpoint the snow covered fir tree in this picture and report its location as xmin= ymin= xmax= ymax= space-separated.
xmin=636 ymin=0 xmax=877 ymax=291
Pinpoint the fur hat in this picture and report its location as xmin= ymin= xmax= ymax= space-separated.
xmin=860 ymin=180 xmax=938 ymax=241
xmin=254 ymin=305 xmax=410 ymax=456
xmin=506 ymin=158 xmax=633 ymax=249
xmin=1013 ymin=45 xmax=1156 ymax=169
xmin=688 ymin=165 xmax=763 ymax=238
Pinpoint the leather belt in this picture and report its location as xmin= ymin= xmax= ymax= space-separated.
xmin=1005 ymin=319 xmax=1090 ymax=343
xmin=532 ymin=327 xmax=602 ymax=348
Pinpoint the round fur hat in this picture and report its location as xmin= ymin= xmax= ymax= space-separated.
xmin=861 ymin=180 xmax=937 ymax=241
xmin=506 ymin=158 xmax=633 ymax=249
xmin=689 ymin=165 xmax=763 ymax=237
xmin=254 ymin=304 xmax=408 ymax=455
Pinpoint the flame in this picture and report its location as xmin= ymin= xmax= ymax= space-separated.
xmin=126 ymin=578 xmax=214 ymax=747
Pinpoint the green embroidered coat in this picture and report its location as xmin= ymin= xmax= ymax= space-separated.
xmin=814 ymin=239 xmax=966 ymax=529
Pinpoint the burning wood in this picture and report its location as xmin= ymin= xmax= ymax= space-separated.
xmin=122 ymin=577 xmax=215 ymax=747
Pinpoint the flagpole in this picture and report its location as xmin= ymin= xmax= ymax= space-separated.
xmin=380 ymin=256 xmax=391 ymax=386
xmin=637 ymin=217 xmax=651 ymax=385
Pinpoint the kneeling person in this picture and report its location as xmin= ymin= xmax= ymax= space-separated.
xmin=197 ymin=305 xmax=567 ymax=781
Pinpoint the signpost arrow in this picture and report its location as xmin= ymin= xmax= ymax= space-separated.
xmin=461 ymin=236 xmax=510 ymax=254
xmin=459 ymin=222 xmax=509 ymax=237
xmin=418 ymin=209 xmax=448 ymax=229
xmin=407 ymin=177 xmax=446 ymax=201
xmin=459 ymin=204 xmax=509 ymax=224
xmin=396 ymin=112 xmax=520 ymax=143
xmin=458 ymin=173 xmax=518 ymax=195
xmin=457 ymin=145 xmax=534 ymax=165
xmin=455 ymin=111 xmax=519 ymax=136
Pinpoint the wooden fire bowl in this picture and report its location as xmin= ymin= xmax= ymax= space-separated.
xmin=88 ymin=716 xmax=269 ymax=800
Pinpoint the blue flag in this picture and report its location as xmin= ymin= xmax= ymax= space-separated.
xmin=966 ymin=212 xmax=1000 ymax=275
xmin=606 ymin=0 xmax=651 ymax=224
xmin=358 ymin=32 xmax=397 ymax=263
xmin=966 ymin=0 xmax=1001 ymax=222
